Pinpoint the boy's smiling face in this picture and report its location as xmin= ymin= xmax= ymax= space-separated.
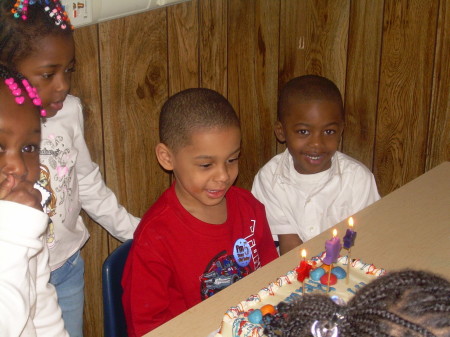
xmin=156 ymin=126 xmax=241 ymax=223
xmin=275 ymin=99 xmax=344 ymax=175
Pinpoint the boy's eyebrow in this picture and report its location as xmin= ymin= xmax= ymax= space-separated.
xmin=294 ymin=121 xmax=342 ymax=127
xmin=194 ymin=147 xmax=241 ymax=160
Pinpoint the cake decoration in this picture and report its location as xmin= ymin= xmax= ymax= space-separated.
xmin=215 ymin=252 xmax=385 ymax=337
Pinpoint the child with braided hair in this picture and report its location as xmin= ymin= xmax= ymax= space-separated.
xmin=0 ymin=1 xmax=140 ymax=335
xmin=263 ymin=269 xmax=450 ymax=337
xmin=0 ymin=64 xmax=68 ymax=336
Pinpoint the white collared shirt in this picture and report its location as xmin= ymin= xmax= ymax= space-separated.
xmin=252 ymin=150 xmax=380 ymax=242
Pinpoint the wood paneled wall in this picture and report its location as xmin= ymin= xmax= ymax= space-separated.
xmin=70 ymin=1 xmax=449 ymax=335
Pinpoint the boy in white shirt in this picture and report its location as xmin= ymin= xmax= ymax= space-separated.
xmin=252 ymin=75 xmax=380 ymax=254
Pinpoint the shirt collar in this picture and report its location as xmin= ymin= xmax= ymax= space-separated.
xmin=273 ymin=149 xmax=342 ymax=186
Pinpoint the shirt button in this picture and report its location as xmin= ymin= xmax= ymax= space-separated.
xmin=309 ymin=227 xmax=314 ymax=232
xmin=306 ymin=198 xmax=311 ymax=204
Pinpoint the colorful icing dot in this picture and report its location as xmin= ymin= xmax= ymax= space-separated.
xmin=260 ymin=304 xmax=276 ymax=316
xmin=248 ymin=309 xmax=263 ymax=324
xmin=310 ymin=267 xmax=326 ymax=281
xmin=320 ymin=273 xmax=337 ymax=285
xmin=321 ymin=263 xmax=333 ymax=272
xmin=331 ymin=266 xmax=347 ymax=279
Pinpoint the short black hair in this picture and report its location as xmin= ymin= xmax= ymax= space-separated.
xmin=159 ymin=88 xmax=240 ymax=151
xmin=278 ymin=75 xmax=344 ymax=121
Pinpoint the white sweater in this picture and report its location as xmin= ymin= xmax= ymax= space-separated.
xmin=0 ymin=201 xmax=68 ymax=337
xmin=40 ymin=95 xmax=140 ymax=269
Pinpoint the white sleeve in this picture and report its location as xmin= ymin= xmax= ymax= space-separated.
xmin=72 ymin=102 xmax=140 ymax=241
xmin=350 ymin=166 xmax=381 ymax=212
xmin=33 ymin=237 xmax=68 ymax=337
xmin=251 ymin=167 xmax=297 ymax=237
xmin=0 ymin=201 xmax=67 ymax=337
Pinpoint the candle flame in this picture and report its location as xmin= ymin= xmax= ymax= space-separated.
xmin=348 ymin=217 xmax=354 ymax=228
xmin=333 ymin=228 xmax=337 ymax=237
xmin=301 ymin=249 xmax=306 ymax=259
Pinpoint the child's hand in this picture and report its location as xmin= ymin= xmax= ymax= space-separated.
xmin=0 ymin=176 xmax=43 ymax=211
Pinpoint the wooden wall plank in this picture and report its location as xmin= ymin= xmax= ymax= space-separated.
xmin=374 ymin=0 xmax=439 ymax=196
xmin=99 ymin=9 xmax=169 ymax=218
xmin=279 ymin=0 xmax=350 ymax=95
xmin=427 ymin=0 xmax=450 ymax=169
xmin=168 ymin=0 xmax=200 ymax=93
xmin=199 ymin=0 xmax=228 ymax=95
xmin=278 ymin=0 xmax=350 ymax=154
xmin=71 ymin=24 xmax=108 ymax=337
xmin=227 ymin=0 xmax=280 ymax=190
xmin=342 ymin=0 xmax=384 ymax=169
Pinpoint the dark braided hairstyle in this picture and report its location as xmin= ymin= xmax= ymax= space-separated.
xmin=0 ymin=0 xmax=73 ymax=69
xmin=263 ymin=270 xmax=450 ymax=337
xmin=346 ymin=269 xmax=450 ymax=337
xmin=0 ymin=63 xmax=46 ymax=117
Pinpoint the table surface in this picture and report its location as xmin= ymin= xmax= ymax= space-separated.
xmin=145 ymin=161 xmax=450 ymax=337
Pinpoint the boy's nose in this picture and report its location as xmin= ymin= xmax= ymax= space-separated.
xmin=308 ymin=133 xmax=324 ymax=149
xmin=214 ymin=164 xmax=230 ymax=183
xmin=3 ymin=153 xmax=28 ymax=180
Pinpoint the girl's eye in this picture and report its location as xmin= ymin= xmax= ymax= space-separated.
xmin=42 ymin=73 xmax=54 ymax=79
xmin=22 ymin=145 xmax=39 ymax=153
xmin=199 ymin=163 xmax=212 ymax=168
xmin=66 ymin=66 xmax=76 ymax=73
xmin=228 ymin=157 xmax=239 ymax=164
xmin=324 ymin=129 xmax=336 ymax=135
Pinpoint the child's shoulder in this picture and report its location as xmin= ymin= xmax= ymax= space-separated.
xmin=335 ymin=151 xmax=373 ymax=175
xmin=257 ymin=150 xmax=288 ymax=176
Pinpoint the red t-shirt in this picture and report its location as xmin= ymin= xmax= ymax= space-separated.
xmin=122 ymin=184 xmax=278 ymax=337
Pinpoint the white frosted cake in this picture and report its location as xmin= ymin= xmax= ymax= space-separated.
xmin=215 ymin=252 xmax=385 ymax=337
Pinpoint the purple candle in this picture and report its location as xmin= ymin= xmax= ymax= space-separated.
xmin=323 ymin=229 xmax=342 ymax=265
xmin=343 ymin=217 xmax=357 ymax=249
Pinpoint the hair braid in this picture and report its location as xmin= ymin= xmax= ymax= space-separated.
xmin=261 ymin=270 xmax=450 ymax=337
xmin=0 ymin=63 xmax=46 ymax=116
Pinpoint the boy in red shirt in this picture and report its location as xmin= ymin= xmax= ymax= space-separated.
xmin=122 ymin=88 xmax=278 ymax=336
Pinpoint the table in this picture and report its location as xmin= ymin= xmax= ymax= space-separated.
xmin=145 ymin=161 xmax=450 ymax=337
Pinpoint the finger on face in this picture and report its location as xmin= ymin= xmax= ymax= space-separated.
xmin=0 ymin=175 xmax=15 ymax=200
xmin=5 ymin=180 xmax=43 ymax=211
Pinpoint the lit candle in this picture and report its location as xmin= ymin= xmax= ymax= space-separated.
xmin=323 ymin=229 xmax=341 ymax=265
xmin=343 ymin=217 xmax=357 ymax=249
xmin=344 ymin=217 xmax=357 ymax=284
xmin=295 ymin=249 xmax=311 ymax=294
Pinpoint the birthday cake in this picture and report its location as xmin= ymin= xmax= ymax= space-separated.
xmin=214 ymin=252 xmax=385 ymax=337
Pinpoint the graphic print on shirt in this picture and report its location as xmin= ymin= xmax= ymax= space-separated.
xmin=40 ymin=134 xmax=75 ymax=249
xmin=38 ymin=164 xmax=58 ymax=248
xmin=199 ymin=247 xmax=252 ymax=300
xmin=245 ymin=219 xmax=262 ymax=270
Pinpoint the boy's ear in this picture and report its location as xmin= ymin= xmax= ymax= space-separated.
xmin=274 ymin=121 xmax=286 ymax=143
xmin=155 ymin=143 xmax=174 ymax=171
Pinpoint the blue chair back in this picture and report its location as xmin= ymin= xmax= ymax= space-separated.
xmin=102 ymin=239 xmax=133 ymax=337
